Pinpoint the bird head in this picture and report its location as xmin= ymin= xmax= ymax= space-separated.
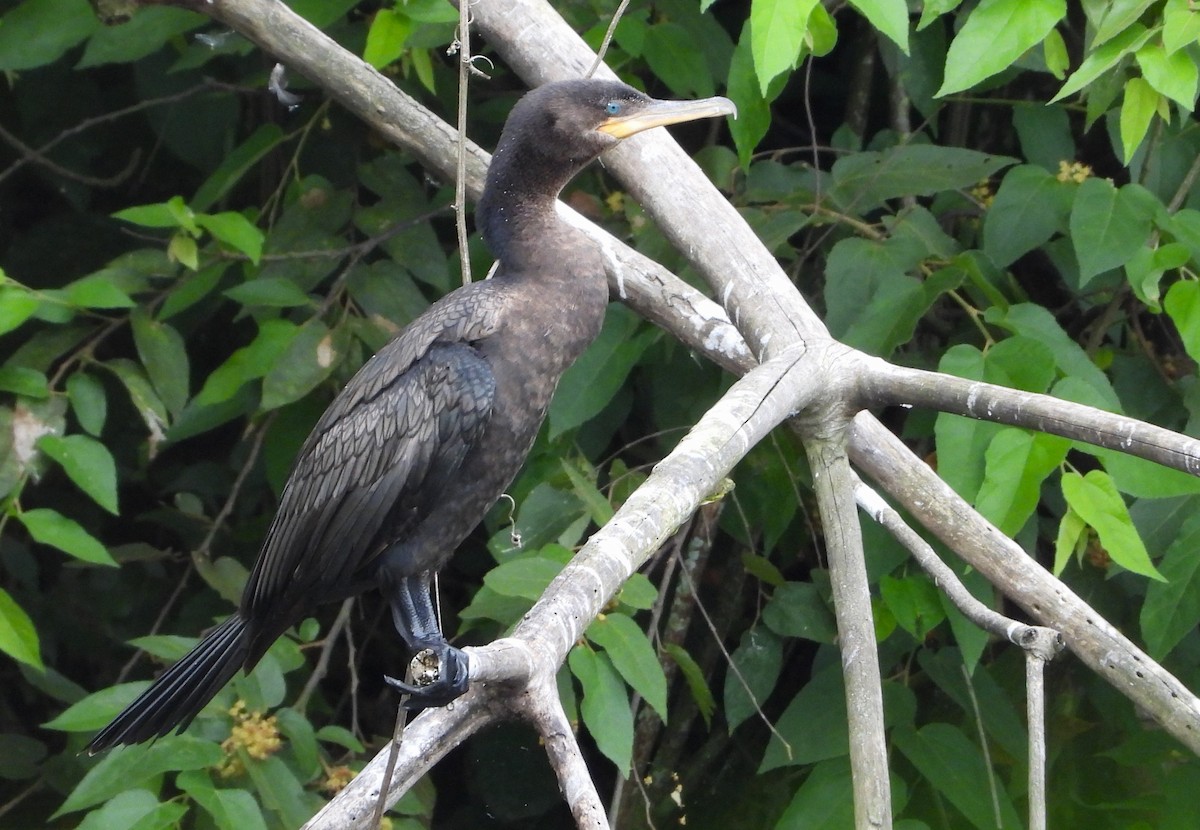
xmin=501 ymin=79 xmax=737 ymax=166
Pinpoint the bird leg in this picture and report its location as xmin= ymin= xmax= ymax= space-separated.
xmin=382 ymin=571 xmax=469 ymax=709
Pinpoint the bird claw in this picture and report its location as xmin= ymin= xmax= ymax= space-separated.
xmin=384 ymin=644 xmax=469 ymax=709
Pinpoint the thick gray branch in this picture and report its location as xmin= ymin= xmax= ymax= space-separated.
xmin=806 ymin=427 xmax=890 ymax=829
xmin=862 ymin=360 xmax=1200 ymax=475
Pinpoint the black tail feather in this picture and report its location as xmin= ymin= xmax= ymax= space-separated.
xmin=87 ymin=615 xmax=249 ymax=753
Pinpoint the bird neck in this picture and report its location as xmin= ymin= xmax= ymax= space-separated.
xmin=476 ymin=139 xmax=593 ymax=270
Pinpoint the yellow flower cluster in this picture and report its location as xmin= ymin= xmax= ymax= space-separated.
xmin=321 ymin=764 xmax=355 ymax=795
xmin=1057 ymin=160 xmax=1092 ymax=183
xmin=216 ymin=700 xmax=283 ymax=778
xmin=970 ymin=179 xmax=995 ymax=209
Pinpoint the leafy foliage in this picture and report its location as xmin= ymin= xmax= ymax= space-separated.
xmin=2 ymin=0 xmax=1200 ymax=827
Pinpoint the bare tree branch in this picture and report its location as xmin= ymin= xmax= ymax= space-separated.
xmin=806 ymin=422 xmax=891 ymax=829
xmin=862 ymin=359 xmax=1200 ymax=475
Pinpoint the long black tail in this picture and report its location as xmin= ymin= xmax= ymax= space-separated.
xmin=87 ymin=615 xmax=249 ymax=753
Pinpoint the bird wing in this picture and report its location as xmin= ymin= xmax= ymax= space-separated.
xmin=240 ymin=289 xmax=501 ymax=631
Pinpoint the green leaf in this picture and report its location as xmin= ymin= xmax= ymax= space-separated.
xmin=1136 ymin=42 xmax=1199 ymax=109
xmin=1055 ymin=506 xmax=1088 ymax=576
xmin=315 ymin=724 xmax=365 ymax=753
xmin=363 ymin=7 xmax=414 ymax=69
xmin=749 ymin=0 xmax=818 ymax=95
xmin=741 ymin=551 xmax=785 ymax=587
xmin=1141 ymin=511 xmax=1200 ymax=659
xmin=169 ymin=233 xmax=200 ymax=270
xmin=1070 ymin=178 xmax=1156 ymax=284
xmin=78 ymin=6 xmax=204 ymax=68
xmin=1051 ymin=24 xmax=1153 ymax=103
xmin=178 ymin=771 xmax=270 ymax=830
xmin=587 ymin=612 xmax=668 ymax=721
xmin=0 ymin=587 xmax=43 ymax=671
xmin=197 ymin=212 xmax=265 ymax=263
xmin=569 ymin=647 xmax=633 ymax=774
xmin=66 ymin=372 xmax=107 ymax=436
xmin=1164 ymin=0 xmax=1200 ymax=54
xmin=1093 ymin=0 xmax=1158 ymax=48
xmin=225 ymin=276 xmax=313 ymax=308
xmin=1043 ymin=27 xmax=1069 ymax=78
xmin=43 ymin=682 xmax=151 ymax=732
xmin=0 ymin=366 xmax=49 ymax=398
xmin=18 ymin=508 xmax=116 ymax=566
xmin=892 ymin=723 xmax=1022 ymax=830
xmin=192 ymin=125 xmax=286 ymax=213
xmin=560 ymin=458 xmax=614 ymax=526
xmin=196 ymin=319 xmax=298 ymax=405
xmin=982 ymin=164 xmax=1073 ymax=267
xmin=261 ymin=320 xmax=345 ymax=410
xmin=112 ymin=202 xmax=183 ymax=229
xmin=1061 ymin=470 xmax=1164 ymax=581
xmin=938 ymin=0 xmax=1065 ymax=96
xmin=1164 ymin=280 xmax=1200 ymax=365
xmin=727 ymin=24 xmax=775 ymax=165
xmin=934 ymin=345 xmax=997 ymax=500
xmin=616 ymin=573 xmax=658 ymax=610
xmin=772 ymin=757 xmax=854 ymax=828
xmin=131 ymin=634 xmax=201 ymax=661
xmin=0 ymin=0 xmax=100 ymax=71
xmin=846 ymin=0 xmax=909 ymax=53
xmin=56 ymin=735 xmax=223 ymax=816
xmin=0 ymin=284 xmax=41 ymax=335
xmin=725 ymin=627 xmax=783 ymax=732
xmin=760 ymin=662 xmax=847 ymax=771
xmin=131 ymin=309 xmax=189 ymax=418
xmin=987 ymin=304 xmax=1119 ymax=408
xmin=103 ymin=358 xmax=169 ymax=438
xmin=550 ymin=306 xmax=655 ymax=437
xmin=830 ymin=145 xmax=1016 ymax=210
xmin=76 ymin=790 xmax=186 ymax=830
xmin=275 ymin=707 xmax=319 ymax=777
xmin=663 ymin=644 xmax=715 ymax=727
xmin=241 ymin=754 xmax=317 ymax=829
xmin=762 ymin=581 xmax=838 ymax=643
xmin=64 ymin=275 xmax=135 ymax=309
xmin=645 ymin=22 xmax=716 ymax=98
xmin=1119 ymin=77 xmax=1159 ymax=164
xmin=483 ymin=556 xmax=564 ymax=600
xmin=974 ymin=428 xmax=1070 ymax=535
xmin=159 ymin=263 xmax=225 ymax=321
xmin=37 ymin=434 xmax=119 ymax=514
xmin=880 ymin=574 xmax=946 ymax=640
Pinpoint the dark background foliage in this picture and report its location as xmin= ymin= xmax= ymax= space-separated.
xmin=3 ymin=0 xmax=1200 ymax=827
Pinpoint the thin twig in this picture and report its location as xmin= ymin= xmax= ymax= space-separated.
xmin=673 ymin=533 xmax=792 ymax=759
xmin=0 ymin=120 xmax=141 ymax=187
xmin=961 ymin=664 xmax=1003 ymax=829
xmin=454 ymin=1 xmax=473 ymax=285
xmin=0 ymin=778 xmax=42 ymax=822
xmin=0 ymin=80 xmax=244 ymax=187
xmin=586 ymin=0 xmax=631 ymax=78
xmin=371 ymin=676 xmax=412 ymax=829
xmin=296 ymin=598 xmax=355 ymax=711
xmin=1026 ymin=651 xmax=1048 ymax=830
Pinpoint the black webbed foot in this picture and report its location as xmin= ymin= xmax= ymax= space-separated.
xmin=385 ymin=641 xmax=469 ymax=709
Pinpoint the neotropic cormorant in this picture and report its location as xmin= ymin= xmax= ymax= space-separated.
xmin=87 ymin=79 xmax=735 ymax=751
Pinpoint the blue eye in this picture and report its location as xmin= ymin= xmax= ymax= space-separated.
xmin=605 ymin=101 xmax=622 ymax=115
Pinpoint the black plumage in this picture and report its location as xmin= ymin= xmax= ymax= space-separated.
xmin=87 ymin=79 xmax=735 ymax=751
